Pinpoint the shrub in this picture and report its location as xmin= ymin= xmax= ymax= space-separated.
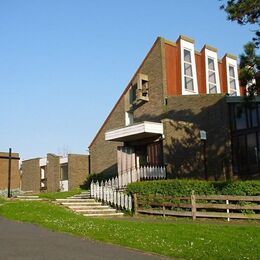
xmin=126 ymin=179 xmax=260 ymax=196
xmin=80 ymin=172 xmax=117 ymax=189
xmin=216 ymin=181 xmax=260 ymax=196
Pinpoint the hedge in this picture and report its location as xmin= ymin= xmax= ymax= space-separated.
xmin=80 ymin=172 xmax=117 ymax=189
xmin=126 ymin=179 xmax=260 ymax=196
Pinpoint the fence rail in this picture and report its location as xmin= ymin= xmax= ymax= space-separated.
xmin=134 ymin=193 xmax=260 ymax=220
xmin=90 ymin=180 xmax=132 ymax=211
xmin=118 ymin=165 xmax=166 ymax=188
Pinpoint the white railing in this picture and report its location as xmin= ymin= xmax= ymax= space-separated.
xmin=118 ymin=165 xmax=166 ymax=188
xmin=90 ymin=179 xmax=132 ymax=211
xmin=90 ymin=166 xmax=166 ymax=211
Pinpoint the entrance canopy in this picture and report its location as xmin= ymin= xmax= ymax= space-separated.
xmin=105 ymin=121 xmax=163 ymax=142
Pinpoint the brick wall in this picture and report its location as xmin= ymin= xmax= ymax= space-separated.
xmin=90 ymin=98 xmax=124 ymax=177
xmin=163 ymin=94 xmax=232 ymax=180
xmin=0 ymin=152 xmax=20 ymax=190
xmin=133 ymin=39 xmax=165 ymax=122
xmin=46 ymin=154 xmax=60 ymax=192
xmin=21 ymin=158 xmax=40 ymax=192
xmin=68 ymin=154 xmax=89 ymax=189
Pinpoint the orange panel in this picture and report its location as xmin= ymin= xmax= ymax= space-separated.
xmin=176 ymin=42 xmax=182 ymax=95
xmin=221 ymin=58 xmax=228 ymax=93
xmin=196 ymin=52 xmax=206 ymax=94
xmin=218 ymin=62 xmax=224 ymax=93
xmin=165 ymin=43 xmax=177 ymax=96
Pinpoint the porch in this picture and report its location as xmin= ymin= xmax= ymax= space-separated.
xmin=105 ymin=121 xmax=166 ymax=187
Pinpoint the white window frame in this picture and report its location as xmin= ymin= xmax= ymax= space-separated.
xmin=180 ymin=39 xmax=198 ymax=95
xmin=125 ymin=111 xmax=133 ymax=126
xmin=226 ymin=56 xmax=240 ymax=96
xmin=205 ymin=48 xmax=220 ymax=94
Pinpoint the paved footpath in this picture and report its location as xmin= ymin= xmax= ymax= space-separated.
xmin=0 ymin=217 xmax=167 ymax=260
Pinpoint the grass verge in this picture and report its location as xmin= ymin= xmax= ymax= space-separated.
xmin=37 ymin=189 xmax=82 ymax=200
xmin=0 ymin=200 xmax=259 ymax=259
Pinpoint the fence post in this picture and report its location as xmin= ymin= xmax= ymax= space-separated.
xmin=128 ymin=195 xmax=132 ymax=211
xmin=133 ymin=193 xmax=138 ymax=215
xmin=226 ymin=199 xmax=230 ymax=222
xmin=163 ymin=204 xmax=166 ymax=218
xmin=90 ymin=181 xmax=94 ymax=198
xmin=191 ymin=190 xmax=196 ymax=220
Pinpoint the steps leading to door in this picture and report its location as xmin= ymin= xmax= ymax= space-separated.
xmin=16 ymin=195 xmax=43 ymax=201
xmin=56 ymin=190 xmax=124 ymax=217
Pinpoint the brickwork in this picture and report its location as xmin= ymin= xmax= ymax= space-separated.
xmin=0 ymin=152 xmax=20 ymax=190
xmin=133 ymin=39 xmax=165 ymax=123
xmin=164 ymin=95 xmax=232 ymax=180
xmin=21 ymin=158 xmax=40 ymax=192
xmin=68 ymin=154 xmax=89 ymax=190
xmin=90 ymin=98 xmax=124 ymax=177
xmin=46 ymin=154 xmax=60 ymax=192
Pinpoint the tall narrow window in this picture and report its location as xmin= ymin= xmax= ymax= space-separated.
xmin=228 ymin=65 xmax=237 ymax=96
xmin=183 ymin=49 xmax=194 ymax=91
xmin=129 ymin=84 xmax=137 ymax=105
xmin=208 ymin=57 xmax=217 ymax=93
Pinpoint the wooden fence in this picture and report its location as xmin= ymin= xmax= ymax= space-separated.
xmin=118 ymin=165 xmax=166 ymax=188
xmin=90 ymin=180 xmax=132 ymax=211
xmin=133 ymin=193 xmax=260 ymax=220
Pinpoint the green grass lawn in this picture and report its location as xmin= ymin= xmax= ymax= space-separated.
xmin=0 ymin=199 xmax=259 ymax=259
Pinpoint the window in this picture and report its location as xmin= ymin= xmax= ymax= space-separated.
xmin=40 ymin=167 xmax=46 ymax=179
xmin=60 ymin=165 xmax=68 ymax=181
xmin=183 ymin=49 xmax=194 ymax=91
xmin=207 ymin=57 xmax=217 ymax=93
xmin=230 ymin=102 xmax=260 ymax=175
xmin=228 ymin=65 xmax=237 ymax=96
xmin=129 ymin=84 xmax=137 ymax=105
xmin=125 ymin=111 xmax=133 ymax=126
xmin=235 ymin=105 xmax=247 ymax=130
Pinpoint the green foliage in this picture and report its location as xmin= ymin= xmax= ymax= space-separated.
xmin=238 ymin=42 xmax=260 ymax=97
xmin=80 ymin=172 xmax=117 ymax=189
xmin=126 ymin=179 xmax=260 ymax=196
xmin=219 ymin=181 xmax=260 ymax=195
xmin=220 ymin=0 xmax=260 ymax=25
xmin=220 ymin=0 xmax=260 ymax=46
xmin=0 ymin=200 xmax=259 ymax=259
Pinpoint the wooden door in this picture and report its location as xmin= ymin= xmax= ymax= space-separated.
xmin=117 ymin=146 xmax=136 ymax=173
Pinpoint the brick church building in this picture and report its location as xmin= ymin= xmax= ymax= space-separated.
xmin=89 ymin=35 xmax=260 ymax=181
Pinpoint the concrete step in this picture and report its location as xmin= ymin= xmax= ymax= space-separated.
xmin=74 ymin=208 xmax=116 ymax=214
xmin=56 ymin=199 xmax=95 ymax=202
xmin=17 ymin=198 xmax=43 ymax=201
xmin=17 ymin=195 xmax=39 ymax=199
xmin=68 ymin=205 xmax=110 ymax=210
xmin=69 ymin=196 xmax=91 ymax=199
xmin=83 ymin=212 xmax=124 ymax=217
xmin=61 ymin=202 xmax=103 ymax=206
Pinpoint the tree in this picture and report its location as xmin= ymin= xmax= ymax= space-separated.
xmin=221 ymin=0 xmax=260 ymax=96
xmin=220 ymin=0 xmax=260 ymax=46
xmin=239 ymin=42 xmax=260 ymax=97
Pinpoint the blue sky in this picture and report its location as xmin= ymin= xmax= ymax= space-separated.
xmin=0 ymin=0 xmax=254 ymax=160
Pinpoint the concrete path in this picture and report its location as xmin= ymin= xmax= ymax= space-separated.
xmin=0 ymin=217 xmax=166 ymax=260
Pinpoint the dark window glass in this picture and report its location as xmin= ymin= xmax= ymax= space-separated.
xmin=248 ymin=106 xmax=258 ymax=128
xmin=129 ymin=84 xmax=137 ymax=105
xmin=235 ymin=105 xmax=247 ymax=130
